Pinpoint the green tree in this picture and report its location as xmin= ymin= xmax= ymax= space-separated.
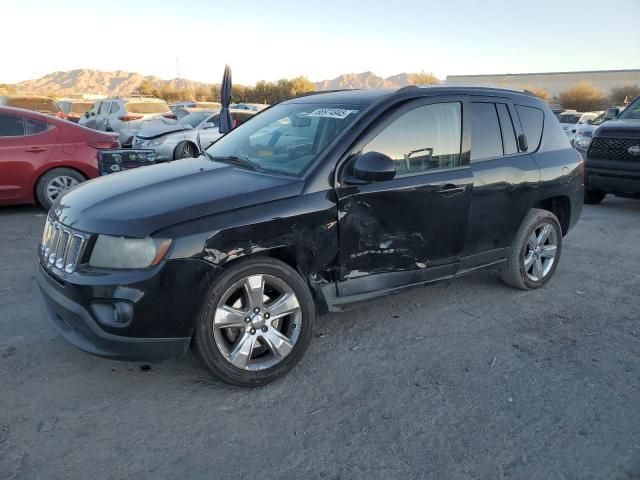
xmin=558 ymin=82 xmax=607 ymax=111
xmin=0 ymin=83 xmax=16 ymax=94
xmin=408 ymin=71 xmax=440 ymax=85
xmin=609 ymin=84 xmax=640 ymax=105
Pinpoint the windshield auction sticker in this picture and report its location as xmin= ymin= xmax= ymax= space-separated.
xmin=307 ymin=108 xmax=357 ymax=119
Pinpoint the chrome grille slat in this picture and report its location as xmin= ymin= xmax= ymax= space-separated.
xmin=40 ymin=216 xmax=88 ymax=275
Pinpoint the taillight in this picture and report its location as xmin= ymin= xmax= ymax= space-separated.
xmin=55 ymin=112 xmax=66 ymax=119
xmin=118 ymin=115 xmax=143 ymax=122
xmin=89 ymin=139 xmax=120 ymax=149
xmin=163 ymin=113 xmax=177 ymax=120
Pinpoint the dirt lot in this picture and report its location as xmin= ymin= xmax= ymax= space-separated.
xmin=1 ymin=198 xmax=639 ymax=480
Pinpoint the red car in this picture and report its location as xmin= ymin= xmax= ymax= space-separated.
xmin=0 ymin=107 xmax=119 ymax=209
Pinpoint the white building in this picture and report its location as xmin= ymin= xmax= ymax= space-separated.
xmin=445 ymin=69 xmax=640 ymax=97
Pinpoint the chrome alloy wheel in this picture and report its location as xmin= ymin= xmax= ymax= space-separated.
xmin=46 ymin=175 xmax=79 ymax=203
xmin=212 ymin=274 xmax=302 ymax=371
xmin=523 ymin=223 xmax=558 ymax=282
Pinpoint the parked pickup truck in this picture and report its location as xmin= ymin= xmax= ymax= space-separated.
xmin=577 ymin=96 xmax=640 ymax=204
xmin=37 ymin=86 xmax=583 ymax=386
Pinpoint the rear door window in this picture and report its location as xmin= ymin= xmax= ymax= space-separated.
xmin=516 ymin=105 xmax=544 ymax=151
xmin=470 ymin=102 xmax=503 ymax=161
xmin=0 ymin=114 xmax=25 ymax=136
xmin=496 ymin=104 xmax=518 ymax=155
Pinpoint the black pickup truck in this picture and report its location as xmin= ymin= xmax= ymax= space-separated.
xmin=577 ymin=95 xmax=640 ymax=204
xmin=37 ymin=86 xmax=583 ymax=386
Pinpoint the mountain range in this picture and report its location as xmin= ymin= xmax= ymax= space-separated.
xmin=6 ymin=69 xmax=431 ymax=95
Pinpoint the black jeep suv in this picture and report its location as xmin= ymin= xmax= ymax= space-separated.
xmin=37 ymin=86 xmax=583 ymax=386
xmin=577 ymin=95 xmax=640 ymax=204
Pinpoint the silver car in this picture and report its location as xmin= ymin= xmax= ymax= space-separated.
xmin=132 ymin=109 xmax=255 ymax=160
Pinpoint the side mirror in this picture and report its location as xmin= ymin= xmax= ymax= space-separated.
xmin=517 ymin=134 xmax=528 ymax=152
xmin=84 ymin=112 xmax=90 ymax=118
xmin=352 ymin=151 xmax=396 ymax=182
xmin=90 ymin=111 xmax=95 ymax=116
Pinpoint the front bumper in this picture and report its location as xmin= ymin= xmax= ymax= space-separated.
xmin=584 ymin=157 xmax=640 ymax=196
xmin=37 ymin=257 xmax=219 ymax=361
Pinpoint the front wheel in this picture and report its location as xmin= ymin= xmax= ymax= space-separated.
xmin=193 ymin=258 xmax=315 ymax=386
xmin=174 ymin=141 xmax=197 ymax=159
xmin=500 ymin=209 xmax=562 ymax=290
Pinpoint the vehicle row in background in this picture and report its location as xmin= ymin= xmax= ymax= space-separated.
xmin=0 ymin=107 xmax=118 ymax=209
xmin=557 ymin=111 xmax=602 ymax=139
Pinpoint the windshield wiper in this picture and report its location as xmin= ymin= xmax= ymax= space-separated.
xmin=209 ymin=155 xmax=263 ymax=172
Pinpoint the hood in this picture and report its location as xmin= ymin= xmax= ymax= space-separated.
xmin=593 ymin=119 xmax=640 ymax=139
xmin=136 ymin=124 xmax=192 ymax=139
xmin=53 ymin=157 xmax=303 ymax=236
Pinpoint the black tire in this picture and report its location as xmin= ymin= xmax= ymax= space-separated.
xmin=35 ymin=168 xmax=87 ymax=210
xmin=584 ymin=188 xmax=606 ymax=205
xmin=193 ymin=257 xmax=315 ymax=387
xmin=173 ymin=141 xmax=198 ymax=159
xmin=499 ymin=208 xmax=563 ymax=290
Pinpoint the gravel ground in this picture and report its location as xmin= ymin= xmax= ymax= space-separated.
xmin=1 ymin=198 xmax=639 ymax=480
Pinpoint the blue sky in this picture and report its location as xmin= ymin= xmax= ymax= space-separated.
xmin=3 ymin=0 xmax=639 ymax=84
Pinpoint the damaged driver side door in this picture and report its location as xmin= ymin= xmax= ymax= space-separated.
xmin=335 ymin=97 xmax=473 ymax=297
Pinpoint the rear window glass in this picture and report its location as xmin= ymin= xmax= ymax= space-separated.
xmin=70 ymin=102 xmax=93 ymax=114
xmin=0 ymin=113 xmax=25 ymax=136
xmin=5 ymin=98 xmax=61 ymax=114
xmin=125 ymin=102 xmax=170 ymax=114
xmin=471 ymin=102 xmax=503 ymax=161
xmin=516 ymin=105 xmax=544 ymax=151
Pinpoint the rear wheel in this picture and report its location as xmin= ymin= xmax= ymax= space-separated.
xmin=584 ymin=188 xmax=606 ymax=205
xmin=174 ymin=141 xmax=197 ymax=159
xmin=35 ymin=168 xmax=86 ymax=210
xmin=193 ymin=258 xmax=315 ymax=386
xmin=500 ymin=209 xmax=562 ymax=290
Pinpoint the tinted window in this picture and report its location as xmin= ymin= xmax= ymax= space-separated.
xmin=618 ymin=97 xmax=640 ymax=120
xmin=471 ymin=103 xmax=503 ymax=161
xmin=0 ymin=114 xmax=25 ymax=136
xmin=363 ymin=102 xmax=461 ymax=175
xmin=24 ymin=118 xmax=50 ymax=135
xmin=558 ymin=114 xmax=581 ymax=124
xmin=110 ymin=103 xmax=120 ymax=114
xmin=516 ymin=105 xmax=544 ymax=151
xmin=98 ymin=102 xmax=109 ymax=114
xmin=496 ymin=104 xmax=518 ymax=154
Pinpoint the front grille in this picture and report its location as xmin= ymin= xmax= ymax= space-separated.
xmin=588 ymin=137 xmax=640 ymax=162
xmin=40 ymin=217 xmax=88 ymax=274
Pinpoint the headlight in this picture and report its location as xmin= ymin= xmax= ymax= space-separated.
xmin=574 ymin=134 xmax=592 ymax=151
xmin=89 ymin=235 xmax=173 ymax=269
xmin=151 ymin=135 xmax=167 ymax=146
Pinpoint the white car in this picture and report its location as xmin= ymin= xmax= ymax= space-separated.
xmin=79 ymin=96 xmax=175 ymax=146
xmin=557 ymin=111 xmax=603 ymax=140
xmin=132 ymin=109 xmax=255 ymax=161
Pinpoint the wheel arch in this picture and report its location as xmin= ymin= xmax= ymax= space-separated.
xmin=533 ymin=195 xmax=571 ymax=236
xmin=32 ymin=165 xmax=90 ymax=205
xmin=173 ymin=140 xmax=199 ymax=159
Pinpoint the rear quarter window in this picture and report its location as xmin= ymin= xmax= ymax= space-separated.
xmin=516 ymin=105 xmax=544 ymax=151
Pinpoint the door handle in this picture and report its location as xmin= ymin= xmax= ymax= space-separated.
xmin=437 ymin=184 xmax=467 ymax=196
xmin=25 ymin=147 xmax=47 ymax=153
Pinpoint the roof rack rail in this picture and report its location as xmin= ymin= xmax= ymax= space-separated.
xmin=294 ymin=89 xmax=362 ymax=98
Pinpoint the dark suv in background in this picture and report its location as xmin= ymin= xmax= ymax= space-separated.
xmin=577 ymin=95 xmax=640 ymax=204
xmin=37 ymin=86 xmax=583 ymax=386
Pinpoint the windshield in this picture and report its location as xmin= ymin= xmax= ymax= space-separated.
xmin=618 ymin=98 xmax=640 ymax=120
xmin=205 ymin=103 xmax=363 ymax=176
xmin=179 ymin=111 xmax=212 ymax=127
xmin=558 ymin=114 xmax=581 ymax=124
xmin=126 ymin=101 xmax=170 ymax=114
